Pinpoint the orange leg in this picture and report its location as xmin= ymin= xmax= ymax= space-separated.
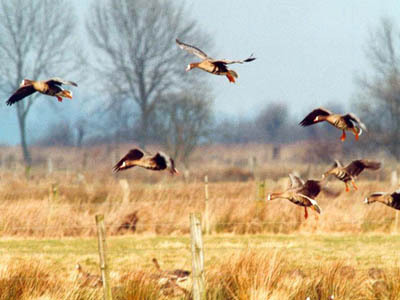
xmin=340 ymin=130 xmax=346 ymax=142
xmin=57 ymin=96 xmax=63 ymax=102
xmin=352 ymin=128 xmax=359 ymax=140
xmin=351 ymin=179 xmax=358 ymax=190
xmin=345 ymin=182 xmax=349 ymax=192
xmin=226 ymin=73 xmax=235 ymax=83
xmin=304 ymin=207 xmax=308 ymax=219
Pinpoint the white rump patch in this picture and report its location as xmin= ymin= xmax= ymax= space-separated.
xmin=267 ymin=194 xmax=271 ymax=201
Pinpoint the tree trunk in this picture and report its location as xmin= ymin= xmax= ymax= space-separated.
xmin=17 ymin=107 xmax=32 ymax=166
xmin=139 ymin=112 xmax=149 ymax=149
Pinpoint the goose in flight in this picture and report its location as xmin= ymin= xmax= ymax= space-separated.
xmin=267 ymin=173 xmax=323 ymax=219
xmin=299 ymin=107 xmax=366 ymax=141
xmin=6 ymin=78 xmax=77 ymax=106
xmin=323 ymin=159 xmax=381 ymax=192
xmin=113 ymin=148 xmax=179 ymax=174
xmin=364 ymin=190 xmax=400 ymax=210
xmin=176 ymin=39 xmax=255 ymax=83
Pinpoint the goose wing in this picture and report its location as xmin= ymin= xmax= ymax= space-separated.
xmin=299 ymin=107 xmax=333 ymax=126
xmin=148 ymin=152 xmax=168 ymax=171
xmin=299 ymin=180 xmax=322 ymax=198
xmin=113 ymin=148 xmax=145 ymax=172
xmin=391 ymin=190 xmax=400 ymax=202
xmin=46 ymin=78 xmax=78 ymax=87
xmin=345 ymin=159 xmax=381 ymax=176
xmin=333 ymin=159 xmax=343 ymax=168
xmin=289 ymin=173 xmax=305 ymax=189
xmin=342 ymin=113 xmax=367 ymax=131
xmin=297 ymin=193 xmax=322 ymax=214
xmin=6 ymin=84 xmax=36 ymax=105
xmin=214 ymin=54 xmax=256 ymax=65
xmin=176 ymin=39 xmax=210 ymax=60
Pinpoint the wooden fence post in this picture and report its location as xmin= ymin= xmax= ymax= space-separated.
xmin=95 ymin=214 xmax=113 ymax=300
xmin=47 ymin=157 xmax=53 ymax=175
xmin=190 ymin=213 xmax=205 ymax=300
xmin=257 ymin=180 xmax=266 ymax=202
xmin=119 ymin=179 xmax=131 ymax=204
xmin=203 ymin=176 xmax=210 ymax=234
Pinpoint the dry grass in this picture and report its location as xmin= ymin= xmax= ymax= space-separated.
xmin=1 ymin=144 xmax=400 ymax=298
xmin=0 ymin=172 xmax=397 ymax=237
xmin=2 ymin=249 xmax=400 ymax=299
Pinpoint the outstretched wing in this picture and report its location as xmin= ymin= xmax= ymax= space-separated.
xmin=6 ymin=85 xmax=36 ymax=106
xmin=176 ymin=39 xmax=210 ymax=60
xmin=346 ymin=159 xmax=381 ymax=176
xmin=299 ymin=180 xmax=322 ymax=198
xmin=113 ymin=148 xmax=145 ymax=172
xmin=333 ymin=159 xmax=343 ymax=168
xmin=343 ymin=113 xmax=367 ymax=132
xmin=289 ymin=173 xmax=304 ymax=189
xmin=298 ymin=193 xmax=322 ymax=214
xmin=46 ymin=78 xmax=78 ymax=87
xmin=149 ymin=153 xmax=168 ymax=171
xmin=213 ymin=54 xmax=256 ymax=65
xmin=299 ymin=107 xmax=333 ymax=126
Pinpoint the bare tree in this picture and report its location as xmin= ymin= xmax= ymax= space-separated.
xmin=155 ymin=93 xmax=213 ymax=166
xmin=35 ymin=121 xmax=75 ymax=147
xmin=0 ymin=0 xmax=78 ymax=165
xmin=256 ymin=102 xmax=290 ymax=143
xmin=86 ymin=0 xmax=210 ymax=147
xmin=354 ymin=18 xmax=400 ymax=158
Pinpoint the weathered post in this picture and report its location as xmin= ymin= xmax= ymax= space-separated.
xmin=203 ymin=176 xmax=210 ymax=234
xmin=95 ymin=214 xmax=113 ymax=300
xmin=119 ymin=179 xmax=131 ymax=204
xmin=190 ymin=213 xmax=205 ymax=300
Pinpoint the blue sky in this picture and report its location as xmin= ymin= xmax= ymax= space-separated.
xmin=0 ymin=0 xmax=399 ymax=145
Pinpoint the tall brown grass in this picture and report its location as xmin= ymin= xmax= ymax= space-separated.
xmin=2 ymin=251 xmax=400 ymax=300
xmin=0 ymin=169 xmax=396 ymax=237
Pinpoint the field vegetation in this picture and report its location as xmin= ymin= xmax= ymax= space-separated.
xmin=1 ymin=143 xmax=400 ymax=299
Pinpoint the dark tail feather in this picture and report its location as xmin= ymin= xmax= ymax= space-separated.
xmin=244 ymin=54 xmax=256 ymax=63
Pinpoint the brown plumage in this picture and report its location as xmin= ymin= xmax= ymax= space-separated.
xmin=364 ymin=190 xmax=400 ymax=210
xmin=323 ymin=159 xmax=381 ymax=192
xmin=113 ymin=148 xmax=179 ymax=174
xmin=267 ymin=173 xmax=323 ymax=219
xmin=176 ymin=39 xmax=255 ymax=83
xmin=117 ymin=211 xmax=139 ymax=233
xmin=299 ymin=107 xmax=366 ymax=141
xmin=152 ymin=258 xmax=190 ymax=282
xmin=6 ymin=78 xmax=77 ymax=106
xmin=75 ymin=264 xmax=102 ymax=288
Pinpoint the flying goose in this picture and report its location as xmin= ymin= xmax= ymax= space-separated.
xmin=176 ymin=39 xmax=255 ymax=83
xmin=323 ymin=159 xmax=381 ymax=192
xmin=299 ymin=108 xmax=366 ymax=141
xmin=364 ymin=190 xmax=400 ymax=210
xmin=6 ymin=78 xmax=77 ymax=106
xmin=113 ymin=148 xmax=179 ymax=174
xmin=267 ymin=173 xmax=323 ymax=219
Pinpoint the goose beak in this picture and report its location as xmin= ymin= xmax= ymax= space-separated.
xmin=173 ymin=168 xmax=179 ymax=175
xmin=364 ymin=198 xmax=369 ymax=204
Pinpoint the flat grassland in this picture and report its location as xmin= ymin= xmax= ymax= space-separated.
xmin=1 ymin=144 xmax=400 ymax=299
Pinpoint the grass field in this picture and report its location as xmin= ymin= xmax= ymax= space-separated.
xmin=1 ymin=144 xmax=400 ymax=299
xmin=3 ymin=234 xmax=400 ymax=299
